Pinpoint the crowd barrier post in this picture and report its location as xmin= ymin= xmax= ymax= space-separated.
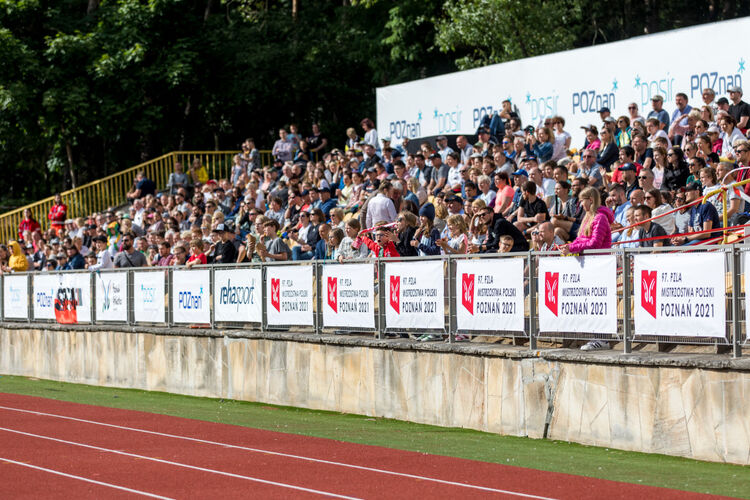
xmin=0 ymin=275 xmax=4 ymax=323
xmin=447 ymin=256 xmax=456 ymax=344
xmin=126 ymin=269 xmax=134 ymax=326
xmin=209 ymin=266 xmax=216 ymax=332
xmin=166 ymin=267 xmax=174 ymax=328
xmin=730 ymin=245 xmax=742 ymax=358
xmin=27 ymin=273 xmax=32 ymax=325
xmin=376 ymin=258 xmax=385 ymax=340
xmin=527 ymin=251 xmax=538 ymax=351
xmin=314 ymin=261 xmax=322 ymax=336
xmin=90 ymin=271 xmax=97 ymax=325
xmin=260 ymin=263 xmax=268 ymax=334
xmin=622 ymin=249 xmax=632 ymax=354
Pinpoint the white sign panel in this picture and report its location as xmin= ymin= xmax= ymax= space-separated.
xmin=377 ymin=18 xmax=750 ymax=145
xmin=634 ymin=253 xmax=725 ymax=337
xmin=214 ymin=268 xmax=262 ymax=323
xmin=3 ymin=275 xmax=29 ymax=319
xmin=322 ymin=264 xmax=375 ymax=329
xmin=538 ymin=256 xmax=617 ymax=334
xmin=32 ymin=273 xmax=91 ymax=323
xmin=133 ymin=271 xmax=166 ymax=323
xmin=33 ymin=274 xmax=58 ymax=320
xmin=94 ymin=271 xmax=128 ymax=322
xmin=172 ymin=270 xmax=210 ymax=324
xmin=746 ymin=252 xmax=750 ymax=340
xmin=266 ymin=265 xmax=314 ymax=326
xmin=456 ymin=258 xmax=525 ymax=332
xmin=385 ymin=261 xmax=444 ymax=330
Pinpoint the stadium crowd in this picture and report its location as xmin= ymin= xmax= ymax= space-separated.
xmin=5 ymin=88 xmax=750 ymax=339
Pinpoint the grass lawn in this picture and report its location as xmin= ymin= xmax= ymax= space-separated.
xmin=0 ymin=375 xmax=747 ymax=498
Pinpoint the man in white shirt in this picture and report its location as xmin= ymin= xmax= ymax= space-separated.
xmin=455 ymin=135 xmax=474 ymax=165
xmin=365 ymin=181 xmax=397 ymax=229
xmin=436 ymin=135 xmax=454 ymax=163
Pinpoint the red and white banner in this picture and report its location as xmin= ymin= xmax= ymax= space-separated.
xmin=384 ymin=261 xmax=444 ymax=330
xmin=634 ymin=253 xmax=725 ymax=337
xmin=455 ymin=258 xmax=524 ymax=332
xmin=538 ymin=256 xmax=617 ymax=334
xmin=266 ymin=265 xmax=313 ymax=326
xmin=322 ymin=263 xmax=375 ymax=329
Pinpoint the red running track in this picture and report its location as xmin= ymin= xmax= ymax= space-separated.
xmin=0 ymin=393 xmax=727 ymax=499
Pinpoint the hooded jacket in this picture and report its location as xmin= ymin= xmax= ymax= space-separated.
xmin=567 ymin=206 xmax=615 ymax=253
xmin=8 ymin=241 xmax=28 ymax=272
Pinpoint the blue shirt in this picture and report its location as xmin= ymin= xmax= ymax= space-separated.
xmin=689 ymin=202 xmax=720 ymax=236
xmin=648 ymin=109 xmax=670 ymax=127
xmin=611 ymin=201 xmax=631 ymax=243
xmin=671 ymin=105 xmax=692 ymax=127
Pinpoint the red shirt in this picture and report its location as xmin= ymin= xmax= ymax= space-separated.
xmin=48 ymin=203 xmax=67 ymax=228
xmin=187 ymin=253 xmax=207 ymax=265
xmin=18 ymin=218 xmax=41 ymax=239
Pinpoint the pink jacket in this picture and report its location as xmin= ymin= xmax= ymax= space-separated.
xmin=568 ymin=206 xmax=614 ymax=253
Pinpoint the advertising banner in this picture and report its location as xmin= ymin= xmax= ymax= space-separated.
xmin=172 ymin=270 xmax=210 ymax=324
xmin=385 ymin=261 xmax=444 ymax=330
xmin=376 ymin=18 xmax=749 ymax=145
xmin=33 ymin=273 xmax=91 ymax=323
xmin=133 ymin=271 xmax=166 ymax=324
xmin=455 ymin=258 xmax=525 ymax=332
xmin=634 ymin=253 xmax=725 ymax=337
xmin=266 ymin=265 xmax=314 ymax=326
xmin=3 ymin=275 xmax=29 ymax=320
xmin=94 ymin=271 xmax=128 ymax=322
xmin=214 ymin=268 xmax=262 ymax=323
xmin=322 ymin=263 xmax=375 ymax=329
xmin=538 ymin=256 xmax=617 ymax=334
xmin=746 ymin=252 xmax=750 ymax=340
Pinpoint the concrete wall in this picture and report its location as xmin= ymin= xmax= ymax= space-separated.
xmin=2 ymin=325 xmax=749 ymax=465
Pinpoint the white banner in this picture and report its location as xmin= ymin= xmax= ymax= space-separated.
xmin=94 ymin=271 xmax=128 ymax=322
xmin=3 ymin=275 xmax=29 ymax=319
xmin=456 ymin=258 xmax=525 ymax=332
xmin=538 ymin=256 xmax=617 ymax=334
xmin=32 ymin=273 xmax=91 ymax=323
xmin=133 ymin=271 xmax=166 ymax=324
xmin=377 ymin=18 xmax=749 ymax=145
xmin=746 ymin=252 xmax=750 ymax=340
xmin=385 ymin=261 xmax=444 ymax=330
xmin=172 ymin=270 xmax=210 ymax=324
xmin=634 ymin=253 xmax=725 ymax=337
xmin=322 ymin=264 xmax=375 ymax=329
xmin=214 ymin=268 xmax=262 ymax=323
xmin=266 ymin=265 xmax=314 ymax=326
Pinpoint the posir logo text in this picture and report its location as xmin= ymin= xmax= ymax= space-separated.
xmin=219 ymin=278 xmax=255 ymax=311
xmin=9 ymin=285 xmax=22 ymax=303
xmin=140 ymin=284 xmax=156 ymax=303
xmin=432 ymin=107 xmax=462 ymax=135
xmin=528 ymin=93 xmax=559 ymax=122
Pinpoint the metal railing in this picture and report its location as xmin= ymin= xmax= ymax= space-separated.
xmin=2 ymin=246 xmax=746 ymax=358
xmin=0 ymin=150 xmax=273 ymax=244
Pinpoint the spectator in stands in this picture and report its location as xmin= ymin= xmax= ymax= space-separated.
xmin=663 ymin=147 xmax=689 ymax=191
xmin=479 ymin=208 xmax=528 ymax=253
xmin=699 ymin=167 xmax=723 ymax=219
xmin=436 ymin=214 xmax=468 ymax=254
xmin=670 ymin=182 xmax=719 ymax=245
xmin=596 ymin=127 xmax=618 ymax=170
xmin=561 ymin=187 xmax=613 ymax=254
xmin=644 ymin=189 xmax=676 ymax=235
xmin=551 ymin=116 xmax=572 ymax=161
xmin=575 ymin=149 xmax=604 ymax=187
xmin=5 ymin=241 xmax=28 ymax=272
xmin=48 ymin=194 xmax=67 ymax=235
xmin=314 ymin=223 xmax=331 ymax=260
xmin=719 ymin=114 xmax=744 ymax=160
xmin=114 ymin=233 xmax=148 ymax=268
xmin=607 ymin=184 xmax=630 ymax=242
xmin=18 ymin=209 xmax=41 ymax=241
xmin=316 ymin=187 xmax=337 ymax=218
xmin=272 ymin=128 xmax=296 ymax=162
xmin=527 ymin=126 xmax=553 ymax=163
xmin=126 ymin=171 xmax=156 ymax=203
xmin=360 ymin=118 xmax=379 ymax=150
xmin=167 ymin=162 xmax=190 ymax=195
xmin=728 ymin=86 xmax=750 ymax=132
xmin=62 ymin=243 xmax=85 ymax=270
xmin=361 ymin=224 xmax=399 ymax=257
xmin=183 ymin=238 xmax=207 ymax=268
xmin=365 ymin=181 xmax=397 ymax=229
xmin=209 ymin=223 xmax=237 ymax=264
xmin=88 ymin=235 xmax=113 ymax=270
xmin=634 ymin=204 xmax=669 ymax=247
xmin=631 ymin=133 xmax=653 ymax=170
xmin=648 ymin=95 xmax=670 ymax=129
xmin=531 ymin=222 xmax=564 ymax=251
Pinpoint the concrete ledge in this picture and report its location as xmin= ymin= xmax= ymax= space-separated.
xmin=2 ymin=324 xmax=749 ymax=465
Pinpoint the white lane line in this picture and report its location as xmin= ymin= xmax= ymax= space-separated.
xmin=0 ymin=405 xmax=555 ymax=499
xmin=0 ymin=457 xmax=175 ymax=500
xmin=0 ymin=427 xmax=361 ymax=500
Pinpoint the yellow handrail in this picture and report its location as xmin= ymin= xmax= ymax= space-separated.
xmin=1 ymin=150 xmax=273 ymax=244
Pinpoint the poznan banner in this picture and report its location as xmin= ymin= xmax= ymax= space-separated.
xmin=385 ymin=261 xmax=444 ymax=330
xmin=172 ymin=269 xmax=210 ymax=324
xmin=634 ymin=253 xmax=725 ymax=337
xmin=321 ymin=263 xmax=375 ymax=329
xmin=266 ymin=265 xmax=314 ymax=326
xmin=455 ymin=258 xmax=525 ymax=332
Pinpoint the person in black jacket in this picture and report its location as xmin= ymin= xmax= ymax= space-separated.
xmin=471 ymin=209 xmax=529 ymax=253
xmin=395 ymin=211 xmax=418 ymax=257
xmin=210 ymin=223 xmax=237 ymax=264
xmin=663 ymin=146 xmax=689 ymax=191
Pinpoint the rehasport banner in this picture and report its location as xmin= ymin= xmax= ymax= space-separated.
xmin=538 ymin=255 xmax=617 ymax=334
xmin=321 ymin=263 xmax=375 ymax=329
xmin=455 ymin=258 xmax=525 ymax=332
xmin=33 ymin=273 xmax=91 ymax=324
xmin=214 ymin=268 xmax=262 ymax=323
xmin=385 ymin=261 xmax=444 ymax=330
xmin=634 ymin=253 xmax=725 ymax=337
xmin=172 ymin=269 xmax=210 ymax=324
xmin=94 ymin=271 xmax=128 ymax=322
xmin=266 ymin=265 xmax=314 ymax=326
xmin=133 ymin=271 xmax=166 ymax=323
xmin=3 ymin=274 xmax=28 ymax=319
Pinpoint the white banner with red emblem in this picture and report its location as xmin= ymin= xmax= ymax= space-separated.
xmin=455 ymin=258 xmax=525 ymax=332
xmin=321 ymin=263 xmax=375 ymax=329
xmin=384 ymin=261 xmax=444 ymax=330
xmin=634 ymin=253 xmax=725 ymax=337
xmin=266 ymin=265 xmax=314 ymax=326
xmin=538 ymin=256 xmax=617 ymax=334
xmin=32 ymin=273 xmax=91 ymax=324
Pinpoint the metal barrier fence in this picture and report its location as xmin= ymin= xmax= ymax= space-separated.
xmin=0 ymin=150 xmax=274 ymax=244
xmin=1 ymin=246 xmax=746 ymax=358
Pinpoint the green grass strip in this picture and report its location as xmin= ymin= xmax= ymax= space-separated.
xmin=0 ymin=375 xmax=747 ymax=498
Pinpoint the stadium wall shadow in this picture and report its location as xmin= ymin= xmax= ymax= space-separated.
xmin=2 ymin=324 xmax=749 ymax=465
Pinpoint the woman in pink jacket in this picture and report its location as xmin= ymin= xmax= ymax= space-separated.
xmin=560 ymin=187 xmax=614 ymax=254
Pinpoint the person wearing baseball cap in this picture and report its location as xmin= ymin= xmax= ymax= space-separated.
xmin=670 ymin=181 xmax=719 ymax=246
xmin=210 ymin=223 xmax=237 ymax=264
xmin=727 ymin=85 xmax=750 ymax=131
xmin=598 ymin=107 xmax=611 ymax=122
xmin=648 ymin=95 xmax=669 ymax=130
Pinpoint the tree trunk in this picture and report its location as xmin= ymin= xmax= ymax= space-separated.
xmin=65 ymin=139 xmax=77 ymax=190
xmin=87 ymin=0 xmax=99 ymax=15
xmin=292 ymin=0 xmax=299 ymax=20
xmin=204 ymin=0 xmax=213 ymax=22
xmin=179 ymin=97 xmax=192 ymax=151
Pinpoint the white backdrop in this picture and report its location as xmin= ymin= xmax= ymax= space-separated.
xmin=455 ymin=258 xmax=525 ymax=332
xmin=377 ymin=18 xmax=750 ymax=146
xmin=266 ymin=265 xmax=314 ymax=326
xmin=172 ymin=269 xmax=210 ymax=324
xmin=321 ymin=263 xmax=375 ymax=329
xmin=385 ymin=261 xmax=444 ymax=330
xmin=94 ymin=271 xmax=128 ymax=322
xmin=133 ymin=271 xmax=166 ymax=323
xmin=214 ymin=268 xmax=262 ymax=323
xmin=538 ymin=256 xmax=618 ymax=334
xmin=3 ymin=275 xmax=28 ymax=319
xmin=634 ymin=253 xmax=725 ymax=337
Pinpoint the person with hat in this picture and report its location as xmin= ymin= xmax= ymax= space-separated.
xmin=88 ymin=235 xmax=113 ymax=270
xmin=727 ymin=85 xmax=750 ymax=132
xmin=62 ymin=243 xmax=85 ymax=270
xmin=209 ymin=223 xmax=237 ymax=264
xmin=410 ymin=203 xmax=441 ymax=256
xmin=476 ymin=126 xmax=497 ymax=154
xmin=647 ymin=95 xmax=670 ymax=130
xmin=598 ymin=107 xmax=611 ymax=122
xmin=435 ymin=135 xmax=454 ymax=162
xmin=670 ymin=182 xmax=719 ymax=245
xmin=317 ymin=186 xmax=337 ymax=218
